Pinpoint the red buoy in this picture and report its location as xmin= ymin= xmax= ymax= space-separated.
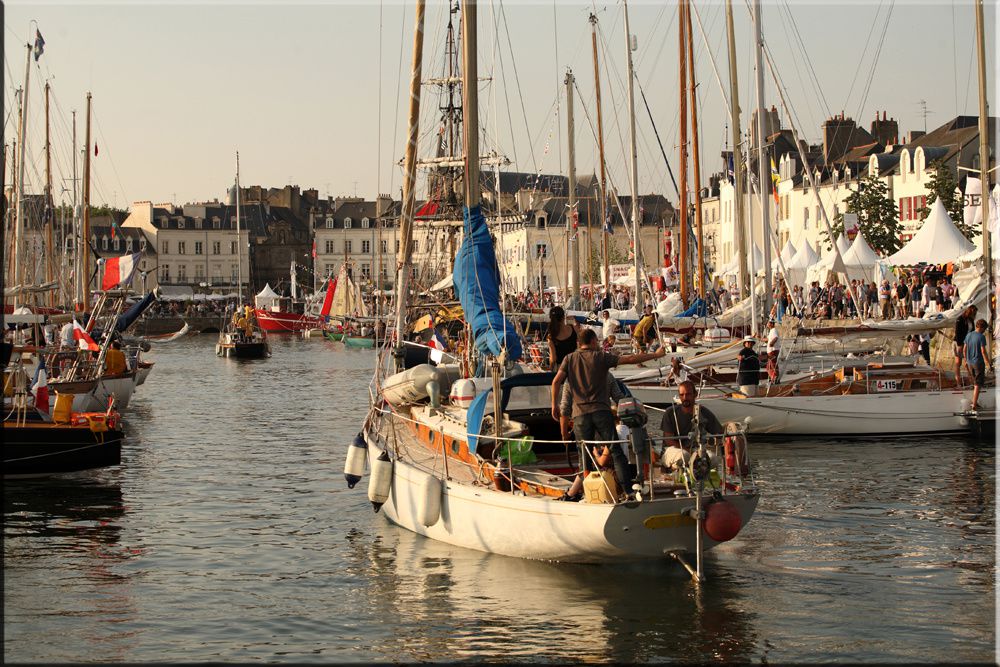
xmin=703 ymin=499 xmax=743 ymax=542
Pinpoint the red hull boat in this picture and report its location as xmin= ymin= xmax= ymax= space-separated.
xmin=255 ymin=308 xmax=323 ymax=333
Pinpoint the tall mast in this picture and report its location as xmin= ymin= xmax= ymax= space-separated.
xmin=752 ymin=0 xmax=772 ymax=329
xmin=975 ymin=0 xmax=993 ymax=338
xmin=686 ymin=0 xmax=704 ymax=300
xmin=235 ymin=152 xmax=244 ymax=305
xmin=461 ymin=0 xmax=480 ymax=209
xmin=45 ymin=82 xmax=54 ymax=306
xmin=565 ymin=69 xmax=580 ymax=307
xmin=623 ymin=0 xmax=643 ymax=310
xmin=589 ymin=13 xmax=611 ymax=289
xmin=393 ymin=0 xmax=427 ymax=369
xmin=677 ymin=0 xmax=689 ymax=306
xmin=82 ymin=92 xmax=92 ymax=313
xmin=13 ymin=42 xmax=32 ymax=305
xmin=72 ymin=110 xmax=81 ymax=309
xmin=725 ymin=0 xmax=748 ymax=299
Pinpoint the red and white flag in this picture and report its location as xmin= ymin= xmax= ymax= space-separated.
xmin=102 ymin=252 xmax=141 ymax=290
xmin=32 ymin=359 xmax=50 ymax=414
xmin=73 ymin=320 xmax=100 ymax=351
xmin=428 ymin=331 xmax=446 ymax=364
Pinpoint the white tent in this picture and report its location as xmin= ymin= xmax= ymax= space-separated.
xmin=255 ymin=283 xmax=281 ymax=309
xmin=716 ymin=244 xmax=764 ymax=277
xmin=836 ymin=234 xmax=850 ymax=256
xmin=887 ymin=199 xmax=976 ymax=265
xmin=783 ymin=239 xmax=819 ymax=288
xmin=772 ymin=239 xmax=797 ymax=270
xmin=841 ymin=233 xmax=890 ymax=283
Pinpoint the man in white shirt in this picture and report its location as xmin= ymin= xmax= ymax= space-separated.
xmin=765 ymin=318 xmax=780 ymax=383
xmin=600 ymin=310 xmax=619 ymax=340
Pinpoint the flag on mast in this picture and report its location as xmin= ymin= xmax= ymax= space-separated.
xmin=769 ymin=157 xmax=781 ymax=206
xmin=102 ymin=252 xmax=141 ymax=290
xmin=73 ymin=320 xmax=100 ymax=351
xmin=33 ymin=30 xmax=45 ymax=61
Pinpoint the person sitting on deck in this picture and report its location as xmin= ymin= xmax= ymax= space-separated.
xmin=105 ymin=340 xmax=128 ymax=377
xmin=659 ymin=380 xmax=723 ymax=472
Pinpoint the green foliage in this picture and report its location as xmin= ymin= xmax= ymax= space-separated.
xmin=919 ymin=160 xmax=976 ymax=240
xmin=584 ymin=236 xmax=630 ymax=284
xmin=820 ymin=173 xmax=901 ymax=255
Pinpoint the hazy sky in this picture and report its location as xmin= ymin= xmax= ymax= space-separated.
xmin=4 ymin=0 xmax=996 ymax=211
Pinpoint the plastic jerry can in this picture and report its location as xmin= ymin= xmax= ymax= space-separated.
xmin=583 ymin=470 xmax=620 ymax=504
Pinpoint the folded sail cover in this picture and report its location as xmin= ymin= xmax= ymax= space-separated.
xmin=453 ymin=205 xmax=522 ymax=361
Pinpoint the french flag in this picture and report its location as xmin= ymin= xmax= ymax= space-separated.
xmin=428 ymin=331 xmax=446 ymax=364
xmin=102 ymin=252 xmax=141 ymax=290
xmin=32 ymin=358 xmax=50 ymax=414
xmin=73 ymin=320 xmax=100 ymax=351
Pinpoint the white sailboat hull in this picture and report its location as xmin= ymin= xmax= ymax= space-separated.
xmin=700 ymin=389 xmax=987 ymax=436
xmin=70 ymin=373 xmax=137 ymax=412
xmin=364 ymin=428 xmax=758 ymax=564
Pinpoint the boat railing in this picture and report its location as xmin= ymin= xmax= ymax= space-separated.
xmin=373 ymin=398 xmax=754 ymax=501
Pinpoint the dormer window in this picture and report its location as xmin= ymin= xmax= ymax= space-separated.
xmin=326 ymin=217 xmax=334 ymax=229
xmin=102 ymin=235 xmax=109 ymax=250
xmin=195 ymin=219 xmax=203 ymax=229
xmin=113 ymin=236 xmax=121 ymax=251
xmin=213 ymin=218 xmax=221 ymax=229
xmin=91 ymin=235 xmax=97 ymax=249
xmin=177 ymin=219 xmax=185 ymax=229
xmin=125 ymin=238 xmax=133 ymax=252
xmin=140 ymin=238 xmax=147 ymax=251
xmin=361 ymin=217 xmax=370 ymax=229
xmin=344 ymin=217 xmax=352 ymax=229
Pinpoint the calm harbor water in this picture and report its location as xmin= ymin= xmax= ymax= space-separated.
xmin=3 ymin=336 xmax=996 ymax=663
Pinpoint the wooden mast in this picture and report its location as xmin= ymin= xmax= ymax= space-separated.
xmin=752 ymin=0 xmax=772 ymax=327
xmin=393 ymin=0 xmax=427 ymax=370
xmin=725 ymin=0 xmax=748 ymax=299
xmin=677 ymin=0 xmax=689 ymax=306
xmin=13 ymin=42 xmax=32 ymax=307
xmin=623 ymin=0 xmax=643 ymax=310
xmin=45 ymin=82 xmax=55 ymax=307
xmin=565 ymin=69 xmax=580 ymax=307
xmin=82 ymin=92 xmax=92 ymax=313
xmin=974 ymin=0 xmax=993 ymax=340
xmin=589 ymin=13 xmax=611 ymax=291
xmin=686 ymin=0 xmax=704 ymax=299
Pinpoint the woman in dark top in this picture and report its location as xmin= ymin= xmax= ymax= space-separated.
xmin=546 ymin=306 xmax=578 ymax=370
xmin=736 ymin=336 xmax=761 ymax=396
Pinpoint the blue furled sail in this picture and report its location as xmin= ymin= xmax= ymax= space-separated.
xmin=114 ymin=292 xmax=157 ymax=333
xmin=453 ymin=204 xmax=522 ymax=361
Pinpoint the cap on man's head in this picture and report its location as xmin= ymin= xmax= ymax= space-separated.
xmin=742 ymin=336 xmax=756 ymax=344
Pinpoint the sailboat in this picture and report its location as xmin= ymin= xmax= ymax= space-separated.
xmin=346 ymin=0 xmax=758 ymax=575
xmin=217 ymin=153 xmax=270 ymax=359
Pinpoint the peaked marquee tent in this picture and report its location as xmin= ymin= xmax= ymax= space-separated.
xmin=888 ymin=199 xmax=976 ymax=265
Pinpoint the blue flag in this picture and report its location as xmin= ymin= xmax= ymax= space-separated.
xmin=33 ymin=30 xmax=45 ymax=62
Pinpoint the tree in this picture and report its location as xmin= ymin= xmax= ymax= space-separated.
xmin=583 ymin=237 xmax=632 ymax=285
xmin=919 ymin=160 xmax=976 ymax=240
xmin=821 ymin=173 xmax=901 ymax=255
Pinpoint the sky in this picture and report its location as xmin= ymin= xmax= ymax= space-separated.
xmin=3 ymin=0 xmax=997 ymax=212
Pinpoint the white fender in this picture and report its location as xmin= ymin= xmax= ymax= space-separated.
xmin=418 ymin=474 xmax=443 ymax=527
xmin=344 ymin=433 xmax=368 ymax=489
xmin=368 ymin=450 xmax=394 ymax=512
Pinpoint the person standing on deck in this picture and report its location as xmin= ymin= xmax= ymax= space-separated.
xmin=737 ymin=336 xmax=761 ymax=397
xmin=954 ymin=305 xmax=978 ymax=385
xmin=765 ymin=318 xmax=781 ymax=384
xmin=545 ymin=306 xmax=578 ymax=371
xmin=551 ymin=329 xmax=664 ymax=499
xmin=963 ymin=319 xmax=993 ymax=409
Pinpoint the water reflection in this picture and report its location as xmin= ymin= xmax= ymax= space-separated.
xmin=344 ymin=525 xmax=761 ymax=663
xmin=4 ymin=475 xmax=141 ymax=662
